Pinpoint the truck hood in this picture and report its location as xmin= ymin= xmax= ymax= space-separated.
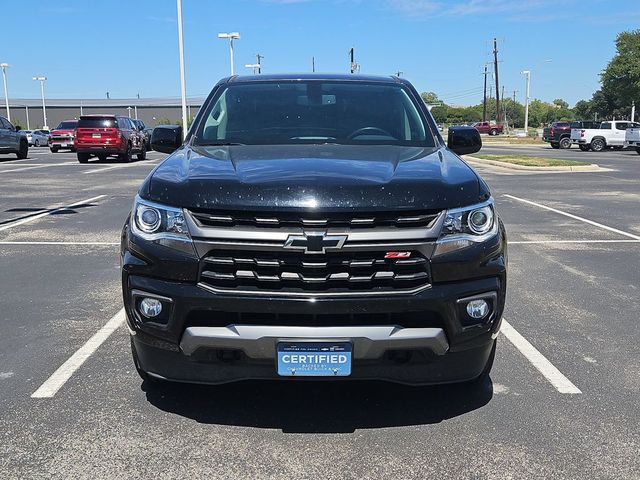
xmin=141 ymin=144 xmax=486 ymax=212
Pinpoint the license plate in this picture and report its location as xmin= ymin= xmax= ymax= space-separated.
xmin=277 ymin=342 xmax=352 ymax=377
xmin=92 ymin=133 xmax=101 ymax=138
xmin=60 ymin=143 xmax=68 ymax=147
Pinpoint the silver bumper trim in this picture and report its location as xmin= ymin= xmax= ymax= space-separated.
xmin=180 ymin=325 xmax=449 ymax=359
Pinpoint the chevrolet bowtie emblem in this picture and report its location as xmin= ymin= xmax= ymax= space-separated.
xmin=284 ymin=233 xmax=347 ymax=254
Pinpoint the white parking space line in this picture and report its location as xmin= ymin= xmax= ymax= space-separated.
xmin=31 ymin=309 xmax=125 ymax=399
xmin=504 ymin=194 xmax=640 ymax=240
xmin=500 ymin=319 xmax=582 ymax=394
xmin=0 ymin=241 xmax=118 ymax=246
xmin=0 ymin=194 xmax=106 ymax=232
xmin=509 ymin=239 xmax=640 ymax=244
xmin=83 ymin=162 xmax=159 ymax=175
xmin=1 ymin=162 xmax=76 ymax=173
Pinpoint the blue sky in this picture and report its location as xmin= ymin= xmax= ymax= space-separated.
xmin=2 ymin=0 xmax=638 ymax=106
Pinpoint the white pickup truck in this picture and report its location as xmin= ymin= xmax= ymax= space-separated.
xmin=571 ymin=120 xmax=640 ymax=152
xmin=624 ymin=127 xmax=640 ymax=155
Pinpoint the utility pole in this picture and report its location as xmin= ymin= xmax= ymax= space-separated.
xmin=177 ymin=0 xmax=188 ymax=137
xmin=218 ymin=32 xmax=241 ymax=76
xmin=1 ymin=63 xmax=10 ymax=121
xmin=106 ymin=91 xmax=110 ymax=99
xmin=255 ymin=53 xmax=263 ymax=74
xmin=312 ymin=56 xmax=315 ymax=73
xmin=482 ymin=64 xmax=488 ymax=122
xmin=349 ymin=47 xmax=359 ymax=74
xmin=632 ymin=101 xmax=636 ymax=122
xmin=513 ymin=90 xmax=517 ymax=103
xmin=33 ymin=76 xmax=48 ymax=129
xmin=395 ymin=71 xmax=403 ymax=77
xmin=493 ymin=38 xmax=501 ymax=123
xmin=522 ymin=70 xmax=531 ymax=135
xmin=501 ymin=84 xmax=506 ymax=129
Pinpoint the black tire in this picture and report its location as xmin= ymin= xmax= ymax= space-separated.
xmin=559 ymin=137 xmax=572 ymax=149
xmin=550 ymin=142 xmax=560 ymax=149
xmin=612 ymin=146 xmax=623 ymax=151
xmin=16 ymin=140 xmax=28 ymax=159
xmin=77 ymin=152 xmax=90 ymax=163
xmin=579 ymin=144 xmax=590 ymax=152
xmin=489 ymin=129 xmax=498 ymax=136
xmin=97 ymin=155 xmax=107 ymax=162
xmin=34 ymin=139 xmax=40 ymax=147
xmin=590 ymin=137 xmax=606 ymax=152
xmin=137 ymin=143 xmax=147 ymax=161
xmin=636 ymin=147 xmax=640 ymax=155
xmin=119 ymin=143 xmax=133 ymax=163
xmin=50 ymin=147 xmax=59 ymax=153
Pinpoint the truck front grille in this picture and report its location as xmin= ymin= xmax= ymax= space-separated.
xmin=199 ymin=250 xmax=430 ymax=294
xmin=190 ymin=210 xmax=440 ymax=229
xmin=186 ymin=310 xmax=443 ymax=328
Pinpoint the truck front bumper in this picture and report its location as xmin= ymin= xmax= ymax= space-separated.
xmin=126 ymin=272 xmax=504 ymax=385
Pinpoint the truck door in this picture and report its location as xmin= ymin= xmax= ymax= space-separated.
xmin=613 ymin=122 xmax=629 ymax=146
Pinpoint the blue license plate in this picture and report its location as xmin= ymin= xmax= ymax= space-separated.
xmin=277 ymin=342 xmax=352 ymax=377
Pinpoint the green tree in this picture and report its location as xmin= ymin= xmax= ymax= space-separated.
xmin=573 ymin=100 xmax=594 ymax=120
xmin=600 ymin=30 xmax=640 ymax=115
xmin=553 ymin=98 xmax=569 ymax=109
xmin=420 ymin=91 xmax=441 ymax=105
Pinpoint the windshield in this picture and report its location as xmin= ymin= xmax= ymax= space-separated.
xmin=56 ymin=121 xmax=77 ymax=130
xmin=193 ymin=81 xmax=434 ymax=147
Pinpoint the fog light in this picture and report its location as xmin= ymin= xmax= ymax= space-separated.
xmin=140 ymin=297 xmax=162 ymax=318
xmin=466 ymin=299 xmax=489 ymax=319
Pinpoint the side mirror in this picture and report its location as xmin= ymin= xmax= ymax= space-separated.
xmin=15 ymin=125 xmax=21 ymax=132
xmin=447 ymin=126 xmax=482 ymax=155
xmin=151 ymin=125 xmax=183 ymax=154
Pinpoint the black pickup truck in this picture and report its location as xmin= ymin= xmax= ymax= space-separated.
xmin=543 ymin=120 xmax=600 ymax=149
xmin=121 ymin=74 xmax=507 ymax=388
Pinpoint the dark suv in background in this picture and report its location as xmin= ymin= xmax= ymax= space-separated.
xmin=122 ymin=74 xmax=507 ymax=388
xmin=0 ymin=116 xmax=28 ymax=159
xmin=133 ymin=119 xmax=151 ymax=152
xmin=75 ymin=115 xmax=146 ymax=163
xmin=543 ymin=120 xmax=600 ymax=149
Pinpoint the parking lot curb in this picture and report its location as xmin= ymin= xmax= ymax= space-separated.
xmin=463 ymin=155 xmax=605 ymax=172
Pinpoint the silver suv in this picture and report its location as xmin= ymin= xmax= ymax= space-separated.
xmin=0 ymin=116 xmax=28 ymax=159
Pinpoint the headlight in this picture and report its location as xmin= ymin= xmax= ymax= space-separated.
xmin=131 ymin=196 xmax=189 ymax=240
xmin=435 ymin=198 xmax=497 ymax=255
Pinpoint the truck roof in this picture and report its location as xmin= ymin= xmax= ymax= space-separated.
xmin=226 ymin=73 xmax=404 ymax=84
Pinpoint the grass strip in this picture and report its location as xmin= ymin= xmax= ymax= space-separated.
xmin=473 ymin=154 xmax=590 ymax=167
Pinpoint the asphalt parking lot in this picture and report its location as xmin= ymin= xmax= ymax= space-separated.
xmin=0 ymin=144 xmax=638 ymax=479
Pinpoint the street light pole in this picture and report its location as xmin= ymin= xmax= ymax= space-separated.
xmin=176 ymin=0 xmax=188 ymax=139
xmin=33 ymin=76 xmax=48 ymax=128
xmin=521 ymin=70 xmax=531 ymax=136
xmin=218 ymin=32 xmax=240 ymax=75
xmin=1 ymin=63 xmax=10 ymax=121
xmin=25 ymin=105 xmax=30 ymax=129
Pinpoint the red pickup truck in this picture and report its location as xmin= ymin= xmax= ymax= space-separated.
xmin=472 ymin=122 xmax=503 ymax=136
